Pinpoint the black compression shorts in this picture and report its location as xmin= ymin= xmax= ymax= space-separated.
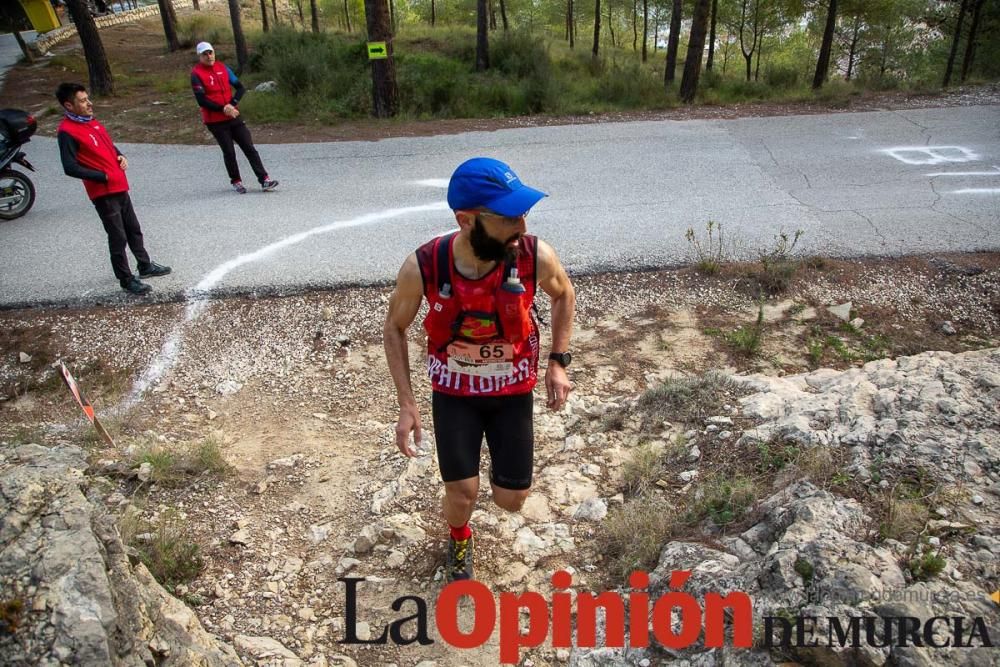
xmin=431 ymin=391 xmax=534 ymax=490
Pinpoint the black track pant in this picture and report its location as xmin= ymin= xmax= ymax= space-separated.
xmin=92 ymin=192 xmax=150 ymax=284
xmin=206 ymin=118 xmax=267 ymax=185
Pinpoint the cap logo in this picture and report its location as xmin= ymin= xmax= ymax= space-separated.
xmin=504 ymin=171 xmax=516 ymax=184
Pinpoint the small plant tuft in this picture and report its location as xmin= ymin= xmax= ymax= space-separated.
xmin=794 ymin=557 xmax=815 ymax=585
xmin=908 ymin=552 xmax=946 ymax=581
xmin=597 ymin=496 xmax=679 ymax=580
xmin=621 ymin=442 xmax=667 ymax=496
xmin=725 ymin=305 xmax=765 ymax=357
xmin=685 ymin=220 xmax=728 ymax=274
xmin=638 ymin=371 xmax=743 ymax=426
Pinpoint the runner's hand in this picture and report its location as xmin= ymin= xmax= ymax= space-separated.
xmin=394 ymin=405 xmax=422 ymax=457
xmin=117 ymin=155 xmax=128 ymax=171
xmin=545 ymin=364 xmax=572 ymax=411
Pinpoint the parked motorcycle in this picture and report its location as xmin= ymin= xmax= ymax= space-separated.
xmin=0 ymin=109 xmax=37 ymax=221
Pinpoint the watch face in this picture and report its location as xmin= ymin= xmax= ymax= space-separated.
xmin=551 ymin=352 xmax=571 ymax=367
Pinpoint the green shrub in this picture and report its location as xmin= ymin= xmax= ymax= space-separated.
xmin=764 ymin=65 xmax=801 ymax=89
xmin=696 ymin=476 xmax=757 ymax=526
xmin=122 ymin=508 xmax=205 ymax=590
xmin=908 ymin=552 xmax=946 ymax=581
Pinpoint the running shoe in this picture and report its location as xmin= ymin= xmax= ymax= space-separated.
xmin=445 ymin=535 xmax=474 ymax=582
xmin=261 ymin=179 xmax=279 ymax=191
xmin=121 ymin=277 xmax=152 ymax=295
xmin=232 ymin=181 xmax=247 ymax=194
xmin=138 ymin=262 xmax=172 ymax=279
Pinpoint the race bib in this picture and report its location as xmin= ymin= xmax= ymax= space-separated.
xmin=446 ymin=341 xmax=514 ymax=377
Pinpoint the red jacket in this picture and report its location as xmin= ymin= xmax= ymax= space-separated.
xmin=191 ymin=61 xmax=235 ymax=124
xmin=57 ymin=116 xmax=128 ymax=201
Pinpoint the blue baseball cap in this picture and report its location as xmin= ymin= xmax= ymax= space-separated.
xmin=447 ymin=157 xmax=547 ymax=217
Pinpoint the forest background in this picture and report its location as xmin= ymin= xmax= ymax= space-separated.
xmin=3 ymin=0 xmax=999 ymax=126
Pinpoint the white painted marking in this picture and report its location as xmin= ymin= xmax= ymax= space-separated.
xmin=414 ymin=179 xmax=449 ymax=188
xmin=122 ymin=202 xmax=450 ymax=408
xmin=927 ymin=166 xmax=1000 ymax=177
xmin=882 ymin=146 xmax=979 ymax=165
xmin=951 ymin=188 xmax=1000 ymax=194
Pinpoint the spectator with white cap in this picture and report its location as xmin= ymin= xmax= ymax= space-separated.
xmin=190 ymin=41 xmax=279 ymax=194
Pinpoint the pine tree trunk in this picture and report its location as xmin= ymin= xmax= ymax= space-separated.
xmin=64 ymin=0 xmax=115 ymax=94
xmin=344 ymin=0 xmax=352 ymax=31
xmin=157 ymin=0 xmax=181 ymax=50
xmin=273 ymin=0 xmax=279 ymax=24
xmin=260 ymin=0 xmax=270 ymax=31
xmin=476 ymin=0 xmax=490 ymax=70
xmin=296 ymin=0 xmax=304 ymax=25
xmin=943 ymin=0 xmax=969 ymax=87
xmin=632 ymin=0 xmax=637 ymax=51
xmin=499 ymin=0 xmax=508 ymax=30
xmin=489 ymin=0 xmax=497 ymax=30
xmin=364 ymin=0 xmax=398 ymax=116
xmin=706 ymin=0 xmax=717 ymax=70
xmin=431 ymin=0 xmax=435 ymax=26
xmin=192 ymin=0 xmax=200 ymax=10
xmin=680 ymin=0 xmax=711 ymax=102
xmin=641 ymin=0 xmax=647 ymax=62
xmin=608 ymin=1 xmax=615 ymax=47
xmin=12 ymin=31 xmax=35 ymax=64
xmin=845 ymin=15 xmax=860 ymax=80
xmin=310 ymin=0 xmax=320 ymax=32
xmin=960 ymin=0 xmax=984 ymax=82
xmin=592 ymin=0 xmax=601 ymax=58
xmin=228 ymin=0 xmax=250 ymax=73
xmin=664 ymin=0 xmax=681 ymax=84
xmin=812 ymin=0 xmax=837 ymax=89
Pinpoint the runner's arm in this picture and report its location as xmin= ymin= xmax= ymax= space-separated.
xmin=536 ymin=239 xmax=575 ymax=410
xmin=384 ymin=253 xmax=425 ymax=455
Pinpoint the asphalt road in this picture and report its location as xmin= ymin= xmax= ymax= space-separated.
xmin=1 ymin=105 xmax=998 ymax=307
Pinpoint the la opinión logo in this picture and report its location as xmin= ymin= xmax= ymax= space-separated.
xmin=338 ymin=569 xmax=754 ymax=664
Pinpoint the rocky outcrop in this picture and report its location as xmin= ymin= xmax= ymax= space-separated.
xmin=0 ymin=444 xmax=242 ymax=666
xmin=573 ymin=348 xmax=1000 ymax=666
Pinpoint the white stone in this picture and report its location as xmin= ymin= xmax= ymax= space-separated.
xmin=215 ymin=380 xmax=243 ymax=395
xmin=679 ymin=470 xmax=698 ymax=482
xmin=828 ymin=301 xmax=853 ymax=321
xmin=19 ymin=352 xmax=31 ymax=363
xmin=137 ymin=462 xmax=153 ymax=482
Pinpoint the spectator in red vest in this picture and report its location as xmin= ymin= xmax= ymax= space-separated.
xmin=384 ymin=158 xmax=576 ymax=583
xmin=56 ymin=82 xmax=171 ymax=296
xmin=191 ymin=42 xmax=279 ymax=194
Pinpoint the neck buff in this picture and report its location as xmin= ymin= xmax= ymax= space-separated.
xmin=65 ymin=111 xmax=94 ymax=123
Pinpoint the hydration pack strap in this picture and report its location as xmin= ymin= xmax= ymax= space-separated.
xmin=436 ymin=232 xmax=457 ymax=298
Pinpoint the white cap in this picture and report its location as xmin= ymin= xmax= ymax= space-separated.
xmin=196 ymin=41 xmax=214 ymax=55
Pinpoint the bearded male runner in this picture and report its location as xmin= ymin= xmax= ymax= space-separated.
xmin=384 ymin=157 xmax=575 ymax=582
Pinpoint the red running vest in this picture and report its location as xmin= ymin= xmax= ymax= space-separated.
xmin=416 ymin=233 xmax=540 ymax=397
xmin=57 ymin=117 xmax=128 ymax=201
xmin=191 ymin=62 xmax=234 ymax=124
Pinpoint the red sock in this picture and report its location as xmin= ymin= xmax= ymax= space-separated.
xmin=449 ymin=523 xmax=472 ymax=541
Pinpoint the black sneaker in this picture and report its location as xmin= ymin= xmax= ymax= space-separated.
xmin=261 ymin=179 xmax=279 ymax=191
xmin=232 ymin=181 xmax=247 ymax=194
xmin=138 ymin=262 xmax=171 ymax=279
xmin=445 ymin=535 xmax=473 ymax=583
xmin=121 ymin=277 xmax=152 ymax=295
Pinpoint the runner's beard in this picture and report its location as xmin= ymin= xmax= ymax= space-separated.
xmin=471 ymin=218 xmax=521 ymax=264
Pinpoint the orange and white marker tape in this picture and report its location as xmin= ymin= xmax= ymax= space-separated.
xmin=59 ymin=362 xmax=116 ymax=448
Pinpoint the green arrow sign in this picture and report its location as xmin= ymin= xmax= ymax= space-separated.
xmin=367 ymin=42 xmax=388 ymax=60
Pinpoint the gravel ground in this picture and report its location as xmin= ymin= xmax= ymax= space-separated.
xmin=1 ymin=253 xmax=999 ymax=665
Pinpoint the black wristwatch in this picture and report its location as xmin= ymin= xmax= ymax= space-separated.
xmin=548 ymin=352 xmax=572 ymax=368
